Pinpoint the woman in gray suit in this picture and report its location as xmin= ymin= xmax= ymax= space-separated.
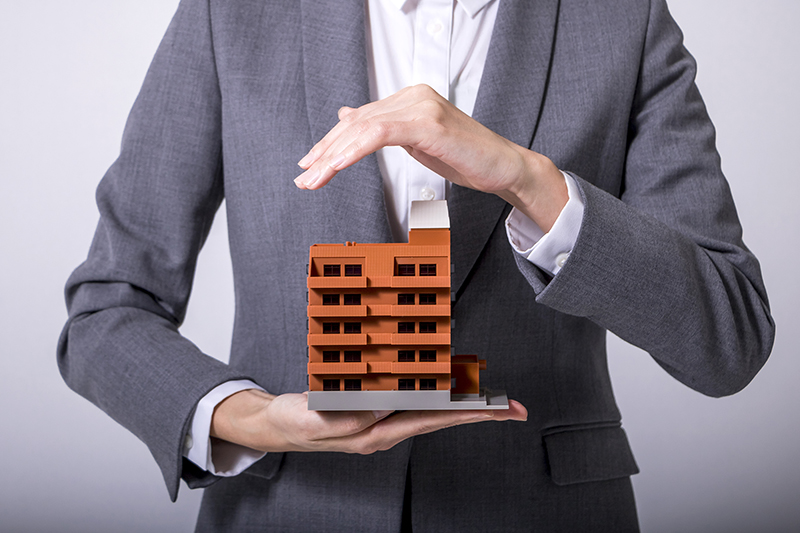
xmin=59 ymin=0 xmax=773 ymax=531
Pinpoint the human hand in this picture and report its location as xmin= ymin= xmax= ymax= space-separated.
xmin=210 ymin=389 xmax=528 ymax=454
xmin=294 ymin=84 xmax=568 ymax=232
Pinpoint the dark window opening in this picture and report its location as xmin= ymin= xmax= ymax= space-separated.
xmin=419 ymin=322 xmax=437 ymax=333
xmin=397 ymin=293 xmax=415 ymax=305
xmin=419 ymin=350 xmax=436 ymax=362
xmin=397 ymin=264 xmax=415 ymax=276
xmin=322 ymin=351 xmax=340 ymax=362
xmin=398 ymin=322 xmax=415 ymax=334
xmin=419 ymin=264 xmax=436 ymax=276
xmin=344 ymin=350 xmax=361 ymax=362
xmin=344 ymin=379 xmax=361 ymax=391
xmin=323 ymin=379 xmax=340 ymax=391
xmin=324 ymin=264 xmax=341 ymax=277
xmin=398 ymin=378 xmax=415 ymax=391
xmin=343 ymin=322 xmax=361 ymax=334
xmin=322 ymin=294 xmax=340 ymax=306
xmin=343 ymin=293 xmax=361 ymax=305
xmin=419 ymin=293 xmax=436 ymax=305
xmin=398 ymin=350 xmax=415 ymax=362
xmin=322 ymin=322 xmax=340 ymax=334
xmin=344 ymin=264 xmax=362 ymax=277
xmin=419 ymin=378 xmax=437 ymax=390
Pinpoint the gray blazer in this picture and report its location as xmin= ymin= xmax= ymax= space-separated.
xmin=58 ymin=0 xmax=774 ymax=531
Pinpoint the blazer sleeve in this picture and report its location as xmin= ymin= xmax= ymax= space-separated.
xmin=57 ymin=0 xmax=252 ymax=501
xmin=513 ymin=0 xmax=775 ymax=397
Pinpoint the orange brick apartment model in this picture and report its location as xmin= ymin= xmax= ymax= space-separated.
xmin=307 ymin=200 xmax=508 ymax=411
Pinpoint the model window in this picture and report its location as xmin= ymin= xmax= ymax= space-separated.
xmin=398 ymin=378 xmax=415 ymax=391
xmin=323 ymin=264 xmax=341 ymax=277
xmin=419 ymin=322 xmax=436 ymax=333
xmin=322 ymin=351 xmax=340 ymax=362
xmin=398 ymin=322 xmax=415 ymax=333
xmin=397 ymin=293 xmax=415 ymax=305
xmin=343 ymin=322 xmax=361 ymax=334
xmin=419 ymin=264 xmax=436 ymax=276
xmin=344 ymin=350 xmax=361 ymax=362
xmin=398 ymin=350 xmax=415 ymax=362
xmin=419 ymin=378 xmax=437 ymax=390
xmin=419 ymin=350 xmax=436 ymax=362
xmin=419 ymin=293 xmax=436 ymax=305
xmin=322 ymin=294 xmax=340 ymax=305
xmin=322 ymin=322 xmax=340 ymax=334
xmin=323 ymin=379 xmax=340 ymax=391
xmin=344 ymin=379 xmax=361 ymax=391
xmin=397 ymin=264 xmax=415 ymax=276
xmin=343 ymin=293 xmax=361 ymax=305
xmin=344 ymin=264 xmax=362 ymax=277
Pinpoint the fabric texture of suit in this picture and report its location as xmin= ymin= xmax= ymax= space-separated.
xmin=58 ymin=0 xmax=774 ymax=531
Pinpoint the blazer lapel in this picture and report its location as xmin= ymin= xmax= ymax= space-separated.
xmin=451 ymin=0 xmax=561 ymax=296
xmin=300 ymin=0 xmax=393 ymax=243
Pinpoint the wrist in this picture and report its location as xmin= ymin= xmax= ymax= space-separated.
xmin=499 ymin=149 xmax=568 ymax=233
xmin=210 ymin=388 xmax=275 ymax=450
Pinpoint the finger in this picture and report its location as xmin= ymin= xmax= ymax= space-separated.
xmin=306 ymin=411 xmax=478 ymax=454
xmin=294 ymin=113 xmax=360 ymax=175
xmin=294 ymin=114 xmax=370 ymax=186
xmin=296 ymin=100 xmax=393 ymax=172
xmin=338 ymin=106 xmax=356 ymax=120
xmin=285 ymin=406 xmax=399 ymax=449
xmin=318 ymin=400 xmax=528 ymax=454
xmin=298 ymin=105 xmax=436 ymax=190
xmin=491 ymin=399 xmax=528 ymax=421
xmin=295 ymin=86 xmax=431 ymax=175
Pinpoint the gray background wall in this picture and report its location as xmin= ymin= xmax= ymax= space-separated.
xmin=0 ymin=1 xmax=797 ymax=531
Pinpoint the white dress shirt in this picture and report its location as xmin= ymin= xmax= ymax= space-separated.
xmin=184 ymin=0 xmax=584 ymax=476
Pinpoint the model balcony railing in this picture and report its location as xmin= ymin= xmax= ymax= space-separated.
xmin=307 ymin=305 xmax=368 ymax=317
xmin=307 ymin=333 xmax=368 ymax=346
xmin=308 ymin=277 xmax=368 ymax=289
xmin=307 ymin=304 xmax=450 ymax=318
xmin=307 ymin=361 xmax=451 ymax=375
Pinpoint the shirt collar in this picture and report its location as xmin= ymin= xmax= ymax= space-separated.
xmin=457 ymin=0 xmax=494 ymax=18
xmin=386 ymin=0 xmax=495 ymax=19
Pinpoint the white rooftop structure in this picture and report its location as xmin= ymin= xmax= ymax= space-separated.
xmin=409 ymin=200 xmax=450 ymax=230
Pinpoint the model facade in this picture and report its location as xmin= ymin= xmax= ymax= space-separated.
xmin=306 ymin=200 xmax=508 ymax=410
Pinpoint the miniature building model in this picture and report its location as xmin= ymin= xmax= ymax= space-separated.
xmin=306 ymin=200 xmax=508 ymax=410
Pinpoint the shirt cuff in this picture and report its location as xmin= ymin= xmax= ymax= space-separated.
xmin=505 ymin=171 xmax=584 ymax=276
xmin=183 ymin=379 xmax=267 ymax=477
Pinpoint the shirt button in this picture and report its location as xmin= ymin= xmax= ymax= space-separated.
xmin=183 ymin=434 xmax=194 ymax=452
xmin=427 ymin=19 xmax=444 ymax=35
xmin=556 ymin=252 xmax=570 ymax=269
xmin=420 ymin=186 xmax=436 ymax=201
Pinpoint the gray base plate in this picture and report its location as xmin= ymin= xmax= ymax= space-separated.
xmin=307 ymin=389 xmax=509 ymax=411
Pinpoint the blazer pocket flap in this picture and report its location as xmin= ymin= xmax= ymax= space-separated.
xmin=243 ymin=452 xmax=285 ymax=480
xmin=543 ymin=425 xmax=639 ymax=486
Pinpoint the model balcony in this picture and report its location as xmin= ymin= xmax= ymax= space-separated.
xmin=307 ymin=333 xmax=368 ymax=346
xmin=308 ymin=361 xmax=451 ymax=375
xmin=307 ymin=305 xmax=368 ymax=318
xmin=307 ymin=276 xmax=368 ymax=289
xmin=307 ymin=304 xmax=450 ymax=318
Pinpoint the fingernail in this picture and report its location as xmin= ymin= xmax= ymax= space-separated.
xmin=296 ymin=169 xmax=319 ymax=188
xmin=293 ymin=176 xmax=306 ymax=189
xmin=373 ymin=410 xmax=393 ymax=420
xmin=298 ymin=150 xmax=315 ymax=168
xmin=329 ymin=153 xmax=346 ymax=170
